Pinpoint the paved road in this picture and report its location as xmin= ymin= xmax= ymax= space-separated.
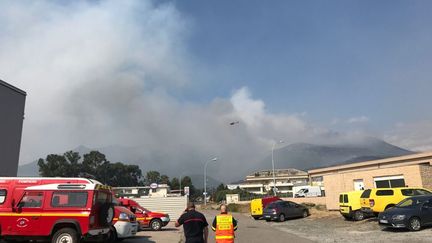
xmin=121 ymin=209 xmax=312 ymax=243
xmin=0 ymin=210 xmax=312 ymax=243
xmin=204 ymin=209 xmax=312 ymax=243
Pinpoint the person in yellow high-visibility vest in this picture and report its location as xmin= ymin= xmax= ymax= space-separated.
xmin=211 ymin=204 xmax=238 ymax=243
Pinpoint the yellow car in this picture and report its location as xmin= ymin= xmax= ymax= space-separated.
xmin=339 ymin=191 xmax=365 ymax=221
xmin=250 ymin=197 xmax=280 ymax=220
xmin=360 ymin=187 xmax=432 ymax=215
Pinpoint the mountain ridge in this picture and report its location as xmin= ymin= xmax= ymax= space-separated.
xmin=254 ymin=138 xmax=413 ymax=173
xmin=18 ymin=137 xmax=414 ymax=185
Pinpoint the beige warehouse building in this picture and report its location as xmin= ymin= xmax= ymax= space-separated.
xmin=308 ymin=152 xmax=432 ymax=210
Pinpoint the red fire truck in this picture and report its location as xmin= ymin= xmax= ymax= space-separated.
xmin=0 ymin=177 xmax=115 ymax=243
xmin=117 ymin=198 xmax=170 ymax=231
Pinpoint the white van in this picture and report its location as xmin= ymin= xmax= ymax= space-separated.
xmin=294 ymin=186 xmax=322 ymax=197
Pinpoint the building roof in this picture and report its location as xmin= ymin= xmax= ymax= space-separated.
xmin=246 ymin=168 xmax=308 ymax=179
xmin=308 ymin=151 xmax=432 ymax=175
xmin=113 ymin=184 xmax=170 ymax=189
xmin=0 ymin=79 xmax=26 ymax=96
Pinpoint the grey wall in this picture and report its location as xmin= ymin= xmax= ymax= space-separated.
xmin=0 ymin=80 xmax=26 ymax=176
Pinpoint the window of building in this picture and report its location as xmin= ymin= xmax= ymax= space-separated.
xmin=353 ymin=179 xmax=365 ymax=191
xmin=51 ymin=191 xmax=88 ymax=208
xmin=374 ymin=175 xmax=405 ymax=188
xmin=0 ymin=190 xmax=6 ymax=204
xmin=375 ymin=180 xmax=390 ymax=188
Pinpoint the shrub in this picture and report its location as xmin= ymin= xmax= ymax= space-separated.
xmin=315 ymin=204 xmax=327 ymax=211
xmin=301 ymin=202 xmax=316 ymax=208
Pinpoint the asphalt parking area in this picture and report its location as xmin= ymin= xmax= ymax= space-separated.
xmin=265 ymin=209 xmax=432 ymax=242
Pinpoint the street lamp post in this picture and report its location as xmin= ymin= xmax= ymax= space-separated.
xmin=179 ymin=172 xmax=187 ymax=196
xmin=271 ymin=140 xmax=284 ymax=196
xmin=179 ymin=175 xmax=183 ymax=196
xmin=204 ymin=157 xmax=218 ymax=206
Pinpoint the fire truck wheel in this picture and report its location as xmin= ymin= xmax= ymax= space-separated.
xmin=51 ymin=228 xmax=79 ymax=243
xmin=150 ymin=219 xmax=162 ymax=231
xmin=99 ymin=203 xmax=115 ymax=226
xmin=107 ymin=226 xmax=118 ymax=243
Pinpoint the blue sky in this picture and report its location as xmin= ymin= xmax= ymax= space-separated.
xmin=170 ymin=0 xmax=432 ymax=128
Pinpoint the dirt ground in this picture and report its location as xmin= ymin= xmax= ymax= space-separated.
xmin=266 ymin=209 xmax=432 ymax=243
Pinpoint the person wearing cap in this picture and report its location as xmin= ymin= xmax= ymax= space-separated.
xmin=211 ymin=204 xmax=238 ymax=243
xmin=175 ymin=202 xmax=209 ymax=243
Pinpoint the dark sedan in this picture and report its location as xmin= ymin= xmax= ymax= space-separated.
xmin=263 ymin=200 xmax=309 ymax=222
xmin=378 ymin=195 xmax=432 ymax=231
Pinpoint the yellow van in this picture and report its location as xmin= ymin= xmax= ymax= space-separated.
xmin=360 ymin=187 xmax=432 ymax=214
xmin=339 ymin=191 xmax=364 ymax=221
xmin=250 ymin=197 xmax=280 ymax=220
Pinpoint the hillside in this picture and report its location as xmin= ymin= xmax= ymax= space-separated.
xmin=254 ymin=137 xmax=413 ymax=172
xmin=19 ymin=137 xmax=414 ymax=184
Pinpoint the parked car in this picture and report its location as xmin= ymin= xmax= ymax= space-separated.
xmin=378 ymin=195 xmax=432 ymax=231
xmin=339 ymin=190 xmax=365 ymax=221
xmin=108 ymin=203 xmax=138 ymax=243
xmin=117 ymin=197 xmax=170 ymax=231
xmin=263 ymin=200 xmax=309 ymax=222
xmin=360 ymin=187 xmax=432 ymax=215
xmin=0 ymin=177 xmax=114 ymax=243
xmin=294 ymin=186 xmax=322 ymax=197
xmin=250 ymin=196 xmax=280 ymax=220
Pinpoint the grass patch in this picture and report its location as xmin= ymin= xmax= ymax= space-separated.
xmin=227 ymin=203 xmax=250 ymax=213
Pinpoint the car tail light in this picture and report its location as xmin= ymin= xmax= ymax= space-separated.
xmin=369 ymin=199 xmax=375 ymax=207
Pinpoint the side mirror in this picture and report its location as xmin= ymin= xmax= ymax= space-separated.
xmin=12 ymin=199 xmax=22 ymax=213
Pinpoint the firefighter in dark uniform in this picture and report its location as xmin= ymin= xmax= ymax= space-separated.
xmin=176 ymin=202 xmax=209 ymax=243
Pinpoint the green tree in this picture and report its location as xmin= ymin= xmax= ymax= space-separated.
xmin=146 ymin=171 xmax=161 ymax=184
xmin=37 ymin=150 xmax=144 ymax=187
xmin=82 ymin=151 xmax=109 ymax=179
xmin=64 ymin=151 xmax=81 ymax=177
xmin=170 ymin=177 xmax=180 ymax=190
xmin=181 ymin=176 xmax=196 ymax=197
xmin=103 ymin=162 xmax=143 ymax=187
xmin=160 ymin=174 xmax=170 ymax=185
xmin=38 ymin=154 xmax=69 ymax=177
xmin=216 ymin=183 xmax=226 ymax=192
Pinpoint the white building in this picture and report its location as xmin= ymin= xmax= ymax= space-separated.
xmin=228 ymin=168 xmax=309 ymax=195
xmin=113 ymin=184 xmax=171 ymax=198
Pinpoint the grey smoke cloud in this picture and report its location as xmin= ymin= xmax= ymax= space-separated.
xmin=1 ymin=1 xmax=422 ymax=181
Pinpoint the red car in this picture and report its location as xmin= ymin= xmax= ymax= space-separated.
xmin=117 ymin=198 xmax=170 ymax=231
